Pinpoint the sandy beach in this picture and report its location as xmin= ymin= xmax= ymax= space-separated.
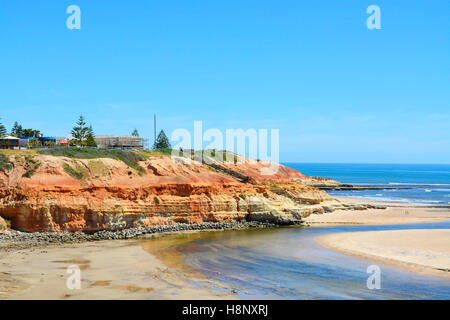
xmin=316 ymin=229 xmax=450 ymax=278
xmin=311 ymin=197 xmax=450 ymax=278
xmin=305 ymin=197 xmax=450 ymax=226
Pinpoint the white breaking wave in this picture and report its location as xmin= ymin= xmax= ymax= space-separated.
xmin=388 ymin=182 xmax=450 ymax=186
xmin=334 ymin=194 xmax=446 ymax=206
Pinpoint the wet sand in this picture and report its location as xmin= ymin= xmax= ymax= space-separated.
xmin=0 ymin=236 xmax=239 ymax=300
xmin=305 ymin=197 xmax=450 ymax=226
xmin=316 ymin=229 xmax=450 ymax=278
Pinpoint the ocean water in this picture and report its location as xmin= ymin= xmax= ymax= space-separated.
xmin=283 ymin=163 xmax=450 ymax=206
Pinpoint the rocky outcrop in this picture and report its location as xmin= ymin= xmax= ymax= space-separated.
xmin=294 ymin=176 xmax=342 ymax=188
xmin=0 ymin=151 xmax=350 ymax=233
xmin=295 ymin=176 xmax=417 ymax=191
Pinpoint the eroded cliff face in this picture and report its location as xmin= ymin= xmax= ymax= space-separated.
xmin=0 ymin=152 xmax=339 ymax=233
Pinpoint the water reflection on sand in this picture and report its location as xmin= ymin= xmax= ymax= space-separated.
xmin=136 ymin=222 xmax=450 ymax=299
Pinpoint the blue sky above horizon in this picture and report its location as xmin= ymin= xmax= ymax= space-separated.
xmin=0 ymin=0 xmax=449 ymax=163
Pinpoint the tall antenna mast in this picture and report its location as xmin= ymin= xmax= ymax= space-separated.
xmin=154 ymin=114 xmax=156 ymax=145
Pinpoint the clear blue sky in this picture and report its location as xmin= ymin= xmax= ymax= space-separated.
xmin=0 ymin=0 xmax=448 ymax=163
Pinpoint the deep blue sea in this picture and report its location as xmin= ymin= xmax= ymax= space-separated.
xmin=283 ymin=163 xmax=450 ymax=206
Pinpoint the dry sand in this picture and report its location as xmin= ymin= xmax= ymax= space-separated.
xmin=305 ymin=197 xmax=450 ymax=226
xmin=316 ymin=229 xmax=450 ymax=278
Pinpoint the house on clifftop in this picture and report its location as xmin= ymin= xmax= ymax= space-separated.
xmin=0 ymin=136 xmax=19 ymax=149
xmin=95 ymin=135 xmax=148 ymax=150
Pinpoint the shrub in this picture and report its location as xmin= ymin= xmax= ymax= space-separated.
xmin=63 ymin=162 xmax=84 ymax=180
xmin=44 ymin=141 xmax=55 ymax=147
xmin=24 ymin=138 xmax=42 ymax=148
xmin=0 ymin=217 xmax=11 ymax=230
xmin=154 ymin=196 xmax=160 ymax=205
xmin=22 ymin=155 xmax=41 ymax=178
xmin=0 ymin=152 xmax=12 ymax=171
xmin=208 ymin=166 xmax=218 ymax=172
xmin=22 ymin=164 xmax=40 ymax=178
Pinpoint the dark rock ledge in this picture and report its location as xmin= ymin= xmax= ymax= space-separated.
xmin=0 ymin=221 xmax=288 ymax=251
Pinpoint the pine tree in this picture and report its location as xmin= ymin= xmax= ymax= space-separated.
xmin=153 ymin=130 xmax=171 ymax=149
xmin=11 ymin=121 xmax=23 ymax=137
xmin=17 ymin=124 xmax=24 ymax=137
xmin=85 ymin=125 xmax=97 ymax=147
xmin=131 ymin=129 xmax=139 ymax=137
xmin=22 ymin=128 xmax=41 ymax=137
xmin=0 ymin=118 xmax=7 ymax=138
xmin=70 ymin=115 xmax=89 ymax=146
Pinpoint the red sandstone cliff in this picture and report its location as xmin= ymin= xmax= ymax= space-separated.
xmin=0 ymin=151 xmax=339 ymax=233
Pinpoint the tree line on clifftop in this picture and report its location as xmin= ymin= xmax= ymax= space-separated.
xmin=0 ymin=115 xmax=171 ymax=150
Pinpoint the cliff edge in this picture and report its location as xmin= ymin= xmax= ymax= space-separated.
xmin=0 ymin=149 xmax=353 ymax=233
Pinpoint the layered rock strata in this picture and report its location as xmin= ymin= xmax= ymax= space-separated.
xmin=0 ymin=152 xmax=363 ymax=233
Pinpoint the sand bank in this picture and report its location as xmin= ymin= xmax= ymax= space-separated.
xmin=316 ymin=229 xmax=450 ymax=278
xmin=305 ymin=197 xmax=450 ymax=226
xmin=309 ymin=198 xmax=450 ymax=277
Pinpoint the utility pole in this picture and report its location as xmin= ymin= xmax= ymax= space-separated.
xmin=154 ymin=114 xmax=156 ymax=146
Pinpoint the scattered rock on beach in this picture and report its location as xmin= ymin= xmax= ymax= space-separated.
xmin=0 ymin=221 xmax=282 ymax=250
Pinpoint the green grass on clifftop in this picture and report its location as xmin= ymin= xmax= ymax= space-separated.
xmin=138 ymin=148 xmax=173 ymax=156
xmin=39 ymin=147 xmax=146 ymax=176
